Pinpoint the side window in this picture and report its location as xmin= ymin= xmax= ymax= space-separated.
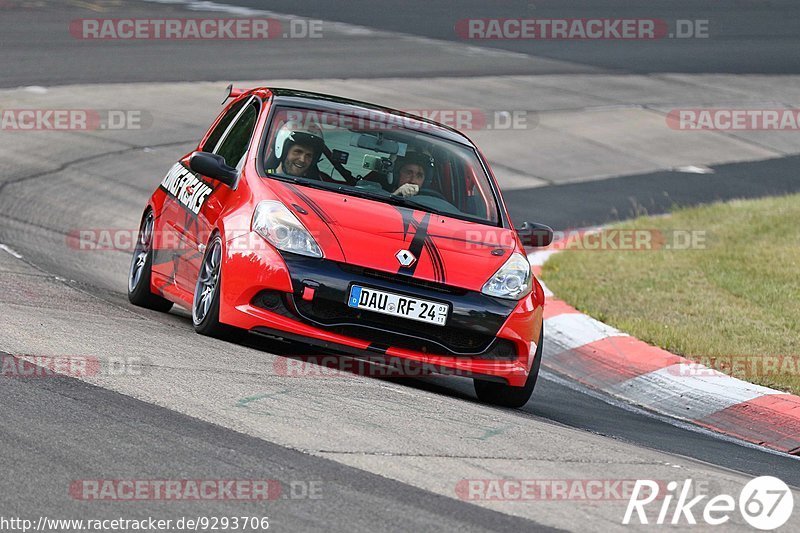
xmin=201 ymin=98 xmax=248 ymax=153
xmin=215 ymin=102 xmax=258 ymax=169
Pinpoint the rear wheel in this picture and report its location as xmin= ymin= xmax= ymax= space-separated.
xmin=474 ymin=326 xmax=543 ymax=408
xmin=192 ymin=234 xmax=239 ymax=339
xmin=128 ymin=210 xmax=173 ymax=312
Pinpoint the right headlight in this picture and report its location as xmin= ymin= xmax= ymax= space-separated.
xmin=481 ymin=252 xmax=532 ymax=300
xmin=252 ymin=200 xmax=323 ymax=258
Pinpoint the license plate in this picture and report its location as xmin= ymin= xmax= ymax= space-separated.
xmin=347 ymin=285 xmax=449 ymax=326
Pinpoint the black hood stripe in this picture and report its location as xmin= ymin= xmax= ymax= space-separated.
xmin=424 ymin=239 xmax=446 ymax=284
xmin=399 ymin=212 xmax=430 ymax=277
xmin=396 ymin=210 xmax=447 ymax=284
xmin=398 ymin=207 xmax=415 ymax=240
xmin=287 ymin=184 xmax=333 ymax=224
xmin=284 ymin=183 xmax=347 ymax=259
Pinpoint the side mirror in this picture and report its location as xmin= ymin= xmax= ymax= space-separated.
xmin=189 ymin=151 xmax=238 ymax=188
xmin=517 ymin=221 xmax=554 ymax=248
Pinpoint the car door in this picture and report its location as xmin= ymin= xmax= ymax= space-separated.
xmin=153 ymin=97 xmax=250 ymax=292
xmin=181 ymin=96 xmax=261 ymax=288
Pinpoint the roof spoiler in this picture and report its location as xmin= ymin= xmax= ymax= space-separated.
xmin=221 ymin=84 xmax=245 ymax=104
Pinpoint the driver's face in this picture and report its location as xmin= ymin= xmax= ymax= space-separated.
xmin=283 ymin=144 xmax=315 ymax=176
xmin=397 ymin=163 xmax=425 ymax=187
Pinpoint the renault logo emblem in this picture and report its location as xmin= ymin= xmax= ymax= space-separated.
xmin=396 ymin=249 xmax=416 ymax=267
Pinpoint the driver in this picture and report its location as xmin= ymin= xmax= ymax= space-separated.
xmin=270 ymin=120 xmax=326 ymax=178
xmin=392 ymin=151 xmax=434 ymax=197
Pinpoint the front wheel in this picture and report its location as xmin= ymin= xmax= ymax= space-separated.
xmin=128 ymin=210 xmax=173 ymax=312
xmin=192 ymin=234 xmax=239 ymax=339
xmin=474 ymin=326 xmax=543 ymax=408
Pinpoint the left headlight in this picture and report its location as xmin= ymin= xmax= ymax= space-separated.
xmin=252 ymin=200 xmax=323 ymax=258
xmin=481 ymin=252 xmax=532 ymax=300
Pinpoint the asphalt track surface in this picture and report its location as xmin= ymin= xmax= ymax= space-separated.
xmin=1 ymin=359 xmax=551 ymax=532
xmin=213 ymin=0 xmax=800 ymax=74
xmin=1 ymin=1 xmax=800 ymax=531
xmin=3 ymin=0 xmax=800 ymax=88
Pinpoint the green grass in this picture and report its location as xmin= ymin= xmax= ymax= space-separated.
xmin=542 ymin=193 xmax=800 ymax=394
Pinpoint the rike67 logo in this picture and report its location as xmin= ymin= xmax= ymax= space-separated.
xmin=623 ymin=476 xmax=794 ymax=529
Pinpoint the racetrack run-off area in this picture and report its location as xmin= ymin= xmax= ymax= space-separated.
xmin=531 ymin=202 xmax=800 ymax=455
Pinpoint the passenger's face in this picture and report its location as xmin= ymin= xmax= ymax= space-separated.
xmin=397 ymin=163 xmax=425 ymax=187
xmin=283 ymin=144 xmax=315 ymax=176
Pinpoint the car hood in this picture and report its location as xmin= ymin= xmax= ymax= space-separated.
xmin=269 ymin=181 xmax=518 ymax=292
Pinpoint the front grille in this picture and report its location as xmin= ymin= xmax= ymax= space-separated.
xmin=252 ymin=255 xmax=518 ymax=358
xmin=293 ymin=297 xmax=495 ymax=355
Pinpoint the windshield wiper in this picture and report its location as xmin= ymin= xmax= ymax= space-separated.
xmin=339 ymin=187 xmax=453 ymax=218
xmin=382 ymin=194 xmax=454 ymax=218
xmin=266 ymin=172 xmax=343 ymax=192
xmin=265 ymin=172 xmax=302 ymax=184
xmin=326 ymin=186 xmax=430 ymax=211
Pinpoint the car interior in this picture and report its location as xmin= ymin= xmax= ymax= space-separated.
xmin=263 ymin=111 xmax=499 ymax=224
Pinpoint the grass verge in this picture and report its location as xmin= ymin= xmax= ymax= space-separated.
xmin=541 ymin=193 xmax=800 ymax=395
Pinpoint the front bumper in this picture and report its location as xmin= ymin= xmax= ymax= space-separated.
xmin=219 ymin=233 xmax=543 ymax=386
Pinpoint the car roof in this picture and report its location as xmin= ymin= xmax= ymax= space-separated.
xmin=258 ymin=87 xmax=475 ymax=147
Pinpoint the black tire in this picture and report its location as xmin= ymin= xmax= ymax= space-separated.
xmin=474 ymin=325 xmax=543 ymax=408
xmin=192 ymin=233 xmax=238 ymax=339
xmin=128 ymin=210 xmax=173 ymax=312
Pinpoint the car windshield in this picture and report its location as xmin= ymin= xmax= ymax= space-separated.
xmin=261 ymin=106 xmax=501 ymax=225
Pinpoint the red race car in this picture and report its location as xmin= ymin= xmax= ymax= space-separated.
xmin=128 ymin=86 xmax=552 ymax=407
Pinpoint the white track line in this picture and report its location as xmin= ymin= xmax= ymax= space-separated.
xmin=0 ymin=244 xmax=23 ymax=259
xmin=609 ymin=366 xmax=784 ymax=421
xmin=545 ymin=312 xmax=628 ymax=350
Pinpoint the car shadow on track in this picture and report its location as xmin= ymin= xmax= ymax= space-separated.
xmin=162 ymin=305 xmax=582 ymax=423
xmin=236 ymin=332 xmax=558 ymax=425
